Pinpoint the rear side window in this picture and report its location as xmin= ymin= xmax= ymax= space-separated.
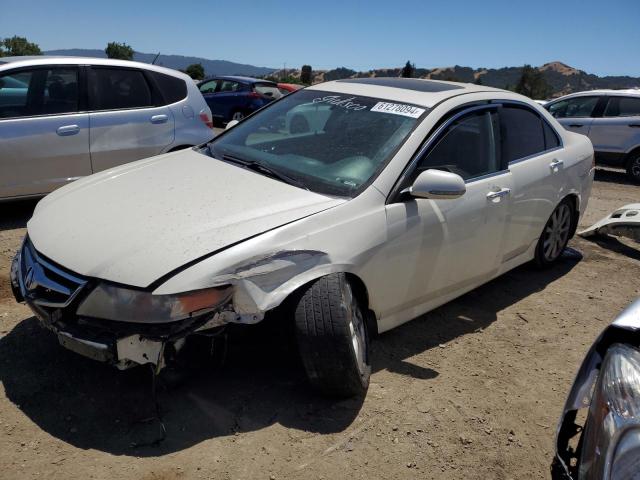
xmin=543 ymin=120 xmax=561 ymax=149
xmin=253 ymin=83 xmax=282 ymax=99
xmin=219 ymin=80 xmax=241 ymax=92
xmin=89 ymin=67 xmax=152 ymax=110
xmin=0 ymin=67 xmax=79 ymax=118
xmin=419 ymin=109 xmax=500 ymax=180
xmin=151 ymin=71 xmax=187 ymax=104
xmin=547 ymin=96 xmax=599 ymax=118
xmin=604 ymin=96 xmax=640 ymax=117
xmin=500 ymin=106 xmax=545 ymax=162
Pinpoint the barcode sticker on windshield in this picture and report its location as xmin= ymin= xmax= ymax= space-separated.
xmin=371 ymin=102 xmax=425 ymax=118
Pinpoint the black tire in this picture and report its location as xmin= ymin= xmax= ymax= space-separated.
xmin=534 ymin=198 xmax=575 ymax=268
xmin=625 ymin=153 xmax=640 ymax=184
xmin=293 ymin=273 xmax=370 ymax=397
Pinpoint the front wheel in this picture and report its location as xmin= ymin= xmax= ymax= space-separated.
xmin=293 ymin=273 xmax=370 ymax=397
xmin=534 ymin=199 xmax=574 ymax=267
xmin=626 ymin=154 xmax=640 ymax=184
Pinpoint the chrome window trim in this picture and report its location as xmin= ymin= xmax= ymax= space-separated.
xmin=507 ymin=146 xmax=564 ymax=166
xmin=465 ymin=168 xmax=510 ymax=184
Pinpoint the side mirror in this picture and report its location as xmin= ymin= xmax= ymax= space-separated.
xmin=226 ymin=119 xmax=239 ymax=130
xmin=409 ymin=169 xmax=466 ymax=200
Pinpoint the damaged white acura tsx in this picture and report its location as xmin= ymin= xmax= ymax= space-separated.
xmin=11 ymin=78 xmax=595 ymax=397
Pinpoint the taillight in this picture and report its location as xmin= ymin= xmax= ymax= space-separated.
xmin=199 ymin=110 xmax=214 ymax=129
xmin=248 ymin=91 xmax=262 ymax=99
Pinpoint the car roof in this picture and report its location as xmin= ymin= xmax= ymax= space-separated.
xmin=200 ymin=75 xmax=275 ymax=85
xmin=306 ymin=77 xmax=503 ymax=108
xmin=551 ymin=89 xmax=640 ymax=101
xmin=0 ymin=55 xmax=191 ymax=81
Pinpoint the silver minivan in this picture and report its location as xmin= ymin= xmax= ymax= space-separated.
xmin=0 ymin=56 xmax=215 ymax=200
xmin=546 ymin=89 xmax=640 ymax=182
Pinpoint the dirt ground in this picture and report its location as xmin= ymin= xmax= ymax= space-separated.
xmin=0 ymin=168 xmax=638 ymax=480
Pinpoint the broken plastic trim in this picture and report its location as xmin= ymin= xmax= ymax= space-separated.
xmin=578 ymin=203 xmax=640 ymax=243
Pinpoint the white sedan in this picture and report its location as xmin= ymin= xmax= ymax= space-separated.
xmin=11 ymin=78 xmax=594 ymax=397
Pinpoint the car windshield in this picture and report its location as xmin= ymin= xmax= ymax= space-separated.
xmin=206 ymin=90 xmax=426 ymax=196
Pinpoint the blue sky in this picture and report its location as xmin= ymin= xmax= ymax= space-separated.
xmin=1 ymin=0 xmax=639 ymax=76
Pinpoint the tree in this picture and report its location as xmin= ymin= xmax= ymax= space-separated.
xmin=401 ymin=61 xmax=414 ymax=78
xmin=185 ymin=63 xmax=205 ymax=80
xmin=105 ymin=42 xmax=134 ymax=61
xmin=0 ymin=36 xmax=41 ymax=57
xmin=300 ymin=65 xmax=313 ymax=85
xmin=515 ymin=64 xmax=551 ymax=99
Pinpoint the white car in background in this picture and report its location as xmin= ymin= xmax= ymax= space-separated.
xmin=12 ymin=78 xmax=594 ymax=397
xmin=0 ymin=56 xmax=215 ymax=201
xmin=545 ymin=89 xmax=640 ymax=182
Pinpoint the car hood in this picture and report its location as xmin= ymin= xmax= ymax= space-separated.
xmin=28 ymin=149 xmax=346 ymax=288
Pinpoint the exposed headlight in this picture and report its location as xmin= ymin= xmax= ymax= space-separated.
xmin=77 ymin=283 xmax=232 ymax=324
xmin=580 ymin=344 xmax=640 ymax=479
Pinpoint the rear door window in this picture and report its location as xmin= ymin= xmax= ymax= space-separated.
xmin=253 ymin=82 xmax=282 ymax=99
xmin=0 ymin=67 xmax=79 ymax=118
xmin=604 ymin=96 xmax=640 ymax=117
xmin=89 ymin=67 xmax=152 ymax=110
xmin=500 ymin=105 xmax=546 ymax=162
xmin=547 ymin=96 xmax=599 ymax=118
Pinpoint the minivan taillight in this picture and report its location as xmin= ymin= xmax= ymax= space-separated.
xmin=199 ymin=110 xmax=214 ymax=129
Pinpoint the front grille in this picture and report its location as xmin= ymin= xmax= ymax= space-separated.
xmin=19 ymin=238 xmax=88 ymax=309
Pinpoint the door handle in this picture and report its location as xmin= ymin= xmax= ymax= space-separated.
xmin=150 ymin=114 xmax=169 ymax=124
xmin=568 ymin=124 xmax=584 ymax=128
xmin=629 ymin=124 xmax=640 ymax=128
xmin=486 ymin=187 xmax=511 ymax=200
xmin=549 ymin=159 xmax=564 ymax=172
xmin=56 ymin=124 xmax=80 ymax=136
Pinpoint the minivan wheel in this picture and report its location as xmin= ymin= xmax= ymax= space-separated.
xmin=534 ymin=199 xmax=574 ymax=267
xmin=626 ymin=155 xmax=640 ymax=183
xmin=293 ymin=273 xmax=371 ymax=397
xmin=231 ymin=111 xmax=245 ymax=122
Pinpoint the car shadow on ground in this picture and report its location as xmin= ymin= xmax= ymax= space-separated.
xmin=0 ymin=251 xmax=580 ymax=457
xmin=594 ymin=167 xmax=636 ymax=186
xmin=0 ymin=199 xmax=38 ymax=231
xmin=584 ymin=235 xmax=640 ymax=261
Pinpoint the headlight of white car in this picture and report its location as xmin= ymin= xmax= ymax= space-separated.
xmin=77 ymin=283 xmax=232 ymax=323
xmin=580 ymin=343 xmax=640 ymax=479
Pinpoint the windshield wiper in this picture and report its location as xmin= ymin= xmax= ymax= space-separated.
xmin=222 ymin=154 xmax=310 ymax=191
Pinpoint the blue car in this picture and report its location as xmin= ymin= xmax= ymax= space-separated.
xmin=197 ymin=76 xmax=282 ymax=124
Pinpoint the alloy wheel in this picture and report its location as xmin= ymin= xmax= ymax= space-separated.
xmin=344 ymin=284 xmax=368 ymax=376
xmin=232 ymin=111 xmax=245 ymax=121
xmin=631 ymin=156 xmax=640 ymax=180
xmin=543 ymin=203 xmax=572 ymax=262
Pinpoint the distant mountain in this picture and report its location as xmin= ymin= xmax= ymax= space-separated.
xmin=43 ymin=49 xmax=276 ymax=77
xmin=273 ymin=61 xmax=640 ymax=98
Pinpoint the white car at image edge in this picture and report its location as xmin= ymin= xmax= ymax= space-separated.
xmin=11 ymin=77 xmax=595 ymax=397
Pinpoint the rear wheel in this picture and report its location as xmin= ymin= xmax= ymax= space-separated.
xmin=534 ymin=199 xmax=574 ymax=267
xmin=293 ymin=273 xmax=370 ymax=397
xmin=626 ymin=154 xmax=640 ymax=183
xmin=231 ymin=110 xmax=245 ymax=122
